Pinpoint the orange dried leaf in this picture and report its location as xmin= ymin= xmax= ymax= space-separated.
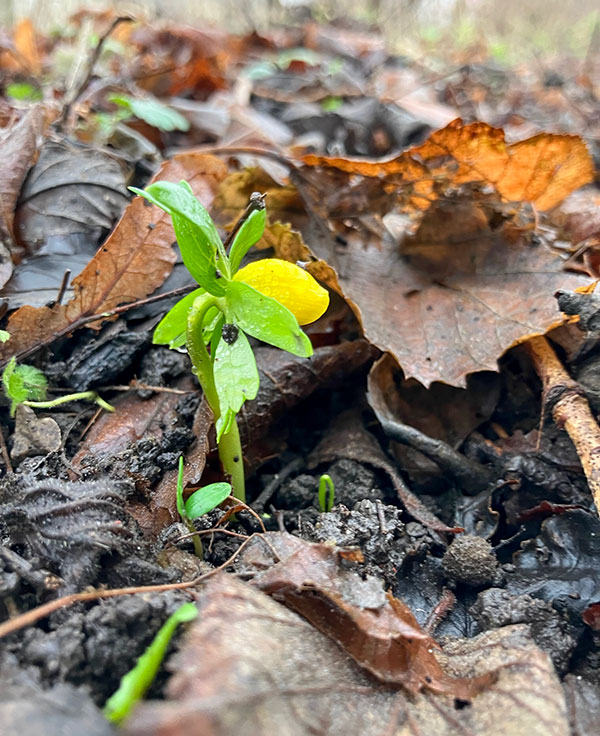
xmin=13 ymin=19 xmax=41 ymax=74
xmin=303 ymin=119 xmax=594 ymax=212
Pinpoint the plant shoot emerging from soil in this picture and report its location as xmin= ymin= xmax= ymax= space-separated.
xmin=176 ymin=455 xmax=231 ymax=557
xmin=318 ymin=473 xmax=335 ymax=512
xmin=103 ymin=601 xmax=198 ymax=725
xmin=131 ymin=183 xmax=329 ymax=502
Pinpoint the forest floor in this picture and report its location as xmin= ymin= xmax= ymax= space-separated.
xmin=0 ymin=9 xmax=599 ymax=735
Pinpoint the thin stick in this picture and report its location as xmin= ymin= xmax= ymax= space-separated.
xmin=4 ymin=284 xmax=197 ymax=366
xmin=55 ymin=16 xmax=133 ymax=132
xmin=525 ymin=335 xmax=600 ymax=514
xmin=0 ymin=533 xmax=267 ymax=639
xmin=55 ymin=269 xmax=71 ymax=306
xmin=0 ymin=427 xmax=13 ymax=474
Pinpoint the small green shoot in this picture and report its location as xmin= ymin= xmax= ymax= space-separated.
xmin=318 ymin=473 xmax=335 ymax=513
xmin=176 ymin=455 xmax=231 ymax=557
xmin=1 ymin=356 xmax=114 ymax=417
xmin=5 ymin=82 xmax=43 ymax=102
xmin=131 ymin=182 xmax=329 ymax=503
xmin=108 ymin=94 xmax=190 ymax=132
xmin=103 ymin=601 xmax=198 ymax=725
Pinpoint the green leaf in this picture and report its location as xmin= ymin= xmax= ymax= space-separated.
xmin=226 ymin=281 xmax=313 ymax=358
xmin=0 ymin=330 xmax=10 ymax=343
xmin=176 ymin=455 xmax=186 ymax=520
xmin=184 ymin=482 xmax=231 ymax=519
xmin=213 ymin=330 xmax=259 ymax=441
xmin=229 ymin=208 xmax=266 ymax=273
xmin=153 ymin=288 xmax=205 ymax=348
xmin=103 ymin=602 xmax=198 ymax=724
xmin=6 ymin=82 xmax=42 ymax=102
xmin=109 ymin=94 xmax=190 ymax=132
xmin=129 ymin=181 xmax=226 ymax=295
xmin=2 ymin=358 xmax=48 ymax=415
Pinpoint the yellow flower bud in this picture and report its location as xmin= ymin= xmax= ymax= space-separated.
xmin=233 ymin=258 xmax=329 ymax=325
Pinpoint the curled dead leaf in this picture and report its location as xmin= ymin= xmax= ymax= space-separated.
xmin=303 ymin=119 xmax=594 ymax=212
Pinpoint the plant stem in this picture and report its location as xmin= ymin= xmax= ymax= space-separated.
xmin=185 ymin=520 xmax=204 ymax=558
xmin=216 ymin=419 xmax=245 ymax=503
xmin=24 ymin=391 xmax=114 ymax=412
xmin=187 ymin=296 xmax=246 ymax=503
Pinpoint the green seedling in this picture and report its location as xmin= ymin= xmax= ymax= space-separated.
xmin=130 ymin=182 xmax=329 ymax=502
xmin=5 ymin=82 xmax=43 ymax=102
xmin=2 ymin=355 xmax=114 ymax=417
xmin=317 ymin=473 xmax=335 ymax=513
xmin=108 ymin=94 xmax=190 ymax=132
xmin=176 ymin=455 xmax=231 ymax=557
xmin=103 ymin=601 xmax=198 ymax=724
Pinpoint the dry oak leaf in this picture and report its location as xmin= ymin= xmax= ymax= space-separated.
xmin=266 ymin=198 xmax=595 ymax=387
xmin=303 ymin=119 xmax=594 ymax=212
xmin=0 ymin=153 xmax=227 ymax=363
xmin=123 ymin=577 xmax=568 ymax=736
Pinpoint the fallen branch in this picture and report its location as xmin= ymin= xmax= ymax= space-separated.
xmin=525 ymin=335 xmax=600 ymax=515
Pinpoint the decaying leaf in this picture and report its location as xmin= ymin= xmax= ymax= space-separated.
xmin=123 ymin=573 xmax=398 ymax=736
xmin=244 ymin=532 xmax=474 ymax=694
xmin=0 ymin=105 xmax=47 ymax=249
xmin=13 ymin=140 xmax=131 ymax=254
xmin=274 ymin=193 xmax=593 ymax=386
xmin=123 ymin=575 xmax=568 ymax=736
xmin=505 ymin=509 xmax=600 ymax=622
xmin=368 ymin=353 xmax=499 ymax=447
xmin=71 ymin=378 xmax=202 ymax=537
xmin=0 ymin=153 xmax=227 ymax=363
xmin=131 ymin=25 xmax=230 ymax=98
xmin=367 ymin=353 xmax=498 ymax=489
xmin=238 ymin=340 xmax=377 ymax=447
xmin=303 ymin=119 xmax=594 ymax=213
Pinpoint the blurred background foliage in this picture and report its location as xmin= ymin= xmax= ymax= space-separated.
xmin=2 ymin=0 xmax=599 ymax=64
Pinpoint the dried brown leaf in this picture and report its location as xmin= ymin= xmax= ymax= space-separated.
xmin=273 ymin=195 xmax=593 ymax=387
xmin=0 ymin=105 xmax=47 ymax=249
xmin=0 ymin=153 xmax=227 ymax=362
xmin=123 ymin=577 xmax=568 ymax=736
xmin=245 ymin=532 xmax=471 ymax=694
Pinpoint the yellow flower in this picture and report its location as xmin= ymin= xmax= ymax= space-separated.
xmin=233 ymin=258 xmax=329 ymax=325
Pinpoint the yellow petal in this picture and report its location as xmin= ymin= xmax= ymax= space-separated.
xmin=233 ymin=259 xmax=329 ymax=325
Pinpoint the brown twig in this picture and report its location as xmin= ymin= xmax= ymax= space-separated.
xmin=54 ymin=269 xmax=71 ymax=306
xmin=3 ymin=283 xmax=197 ymax=367
xmin=424 ymin=588 xmax=456 ymax=635
xmin=0 ymin=427 xmax=13 ymax=474
xmin=0 ymin=532 xmax=269 ymax=639
xmin=55 ymin=15 xmax=134 ymax=132
xmin=525 ymin=335 xmax=600 ymax=515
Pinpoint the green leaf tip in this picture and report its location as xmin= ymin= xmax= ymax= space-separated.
xmin=103 ymin=602 xmax=198 ymax=724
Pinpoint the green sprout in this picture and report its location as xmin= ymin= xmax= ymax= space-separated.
xmin=103 ymin=601 xmax=198 ymax=724
xmin=108 ymin=94 xmax=190 ymax=132
xmin=317 ymin=473 xmax=335 ymax=513
xmin=176 ymin=455 xmax=231 ymax=557
xmin=130 ymin=182 xmax=329 ymax=503
xmin=2 ymin=354 xmax=114 ymax=417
